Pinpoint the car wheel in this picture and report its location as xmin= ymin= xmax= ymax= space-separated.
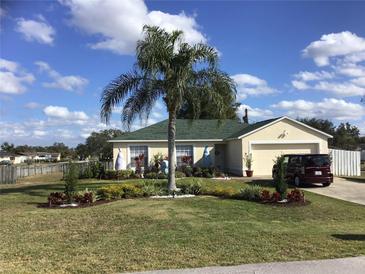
xmin=294 ymin=176 xmax=301 ymax=187
xmin=322 ymin=182 xmax=331 ymax=187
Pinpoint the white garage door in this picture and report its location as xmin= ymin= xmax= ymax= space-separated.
xmin=251 ymin=143 xmax=318 ymax=176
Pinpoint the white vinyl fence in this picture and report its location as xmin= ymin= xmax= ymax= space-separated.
xmin=330 ymin=149 xmax=361 ymax=177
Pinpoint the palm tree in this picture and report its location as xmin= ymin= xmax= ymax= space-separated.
xmin=101 ymin=25 xmax=236 ymax=191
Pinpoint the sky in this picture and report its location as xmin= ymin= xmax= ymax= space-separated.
xmin=1 ymin=0 xmax=365 ymax=147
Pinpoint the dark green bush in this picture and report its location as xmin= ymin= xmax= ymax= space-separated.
xmin=64 ymin=162 xmax=79 ymax=202
xmin=157 ymin=173 xmax=167 ymax=179
xmin=193 ymin=166 xmax=202 ymax=177
xmin=274 ymin=155 xmax=288 ymax=200
xmin=175 ymin=171 xmax=185 ymax=178
xmin=103 ymin=169 xmax=134 ymax=180
xmin=144 ymin=172 xmax=158 ymax=179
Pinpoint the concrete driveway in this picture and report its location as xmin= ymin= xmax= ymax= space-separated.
xmin=301 ymin=177 xmax=365 ymax=205
xmin=127 ymin=256 xmax=365 ymax=274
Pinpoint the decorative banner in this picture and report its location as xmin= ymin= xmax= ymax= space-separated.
xmin=115 ymin=148 xmax=124 ymax=170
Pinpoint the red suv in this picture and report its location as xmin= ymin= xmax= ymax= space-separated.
xmin=272 ymin=154 xmax=333 ymax=187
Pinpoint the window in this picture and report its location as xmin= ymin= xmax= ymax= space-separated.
xmin=289 ymin=156 xmax=301 ymax=166
xmin=129 ymin=146 xmax=148 ymax=167
xmin=304 ymin=155 xmax=330 ymax=167
xmin=176 ymin=145 xmax=193 ymax=167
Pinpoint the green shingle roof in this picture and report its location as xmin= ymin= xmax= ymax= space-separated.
xmin=111 ymin=117 xmax=282 ymax=141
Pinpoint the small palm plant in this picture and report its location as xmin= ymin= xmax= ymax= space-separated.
xmin=101 ymin=25 xmax=236 ymax=192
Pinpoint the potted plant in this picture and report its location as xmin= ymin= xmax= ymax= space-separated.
xmin=243 ymin=153 xmax=253 ymax=177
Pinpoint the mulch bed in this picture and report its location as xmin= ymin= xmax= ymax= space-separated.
xmin=37 ymin=200 xmax=113 ymax=209
xmin=261 ymin=200 xmax=311 ymax=207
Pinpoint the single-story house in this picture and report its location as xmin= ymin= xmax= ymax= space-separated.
xmin=18 ymin=152 xmax=61 ymax=162
xmin=109 ymin=116 xmax=332 ymax=176
xmin=0 ymin=151 xmax=28 ymax=164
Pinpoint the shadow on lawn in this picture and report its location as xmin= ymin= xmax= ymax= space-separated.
xmin=332 ymin=234 xmax=365 ymax=241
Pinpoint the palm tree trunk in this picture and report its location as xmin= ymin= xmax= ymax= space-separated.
xmin=167 ymin=111 xmax=177 ymax=192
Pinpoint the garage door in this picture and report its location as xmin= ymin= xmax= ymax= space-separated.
xmin=251 ymin=143 xmax=318 ymax=176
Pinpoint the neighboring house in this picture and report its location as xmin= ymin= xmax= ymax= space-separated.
xmin=0 ymin=151 xmax=28 ymax=164
xmin=18 ymin=152 xmax=61 ymax=162
xmin=109 ymin=116 xmax=332 ymax=176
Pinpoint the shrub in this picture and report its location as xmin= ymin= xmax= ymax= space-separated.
xmin=144 ymin=172 xmax=158 ymax=179
xmin=271 ymin=192 xmax=281 ymax=202
xmin=202 ymin=169 xmax=213 ymax=178
xmin=287 ymin=189 xmax=305 ymax=203
xmin=193 ymin=166 xmax=202 ymax=177
xmin=64 ymin=161 xmax=79 ymax=202
xmin=203 ymin=186 xmax=236 ymax=198
xmin=239 ymin=185 xmax=262 ymax=201
xmin=177 ymin=179 xmax=202 ymax=195
xmin=141 ymin=183 xmax=157 ymax=197
xmin=175 ymin=171 xmax=185 ymax=178
xmin=48 ymin=192 xmax=66 ymax=206
xmin=103 ymin=169 xmax=133 ymax=180
xmin=274 ymin=155 xmax=288 ymax=200
xmin=157 ymin=173 xmax=167 ymax=179
xmin=121 ymin=184 xmax=143 ymax=198
xmin=260 ymin=189 xmax=271 ymax=202
xmin=96 ymin=185 xmax=124 ymax=200
xmin=181 ymin=165 xmax=193 ymax=177
xmin=73 ymin=190 xmax=95 ymax=204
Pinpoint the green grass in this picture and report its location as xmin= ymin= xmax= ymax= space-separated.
xmin=0 ymin=175 xmax=364 ymax=274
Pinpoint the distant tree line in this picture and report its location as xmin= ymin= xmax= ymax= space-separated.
xmin=1 ymin=129 xmax=123 ymax=161
xmin=298 ymin=118 xmax=362 ymax=150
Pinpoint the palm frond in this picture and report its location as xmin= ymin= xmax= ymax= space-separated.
xmin=100 ymin=71 xmax=144 ymax=124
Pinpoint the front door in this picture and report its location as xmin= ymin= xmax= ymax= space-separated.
xmin=214 ymin=144 xmax=226 ymax=171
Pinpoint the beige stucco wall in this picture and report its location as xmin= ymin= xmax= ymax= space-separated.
xmin=112 ymin=141 xmax=217 ymax=170
xmin=241 ymin=118 xmax=330 ymax=176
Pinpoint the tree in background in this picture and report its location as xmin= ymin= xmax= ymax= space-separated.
xmin=1 ymin=142 xmax=15 ymax=153
xmin=334 ymin=122 xmax=360 ymax=150
xmin=298 ymin=118 xmax=361 ymax=150
xmin=75 ymin=129 xmax=123 ymax=161
xmin=100 ymin=26 xmax=236 ymax=191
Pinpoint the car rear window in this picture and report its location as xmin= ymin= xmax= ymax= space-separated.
xmin=304 ymin=155 xmax=330 ymax=167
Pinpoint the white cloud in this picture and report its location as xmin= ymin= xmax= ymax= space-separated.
xmin=351 ymin=77 xmax=365 ymax=87
xmin=236 ymin=104 xmax=274 ymax=121
xmin=15 ymin=15 xmax=55 ymax=45
xmin=313 ymin=81 xmax=365 ymax=97
xmin=292 ymin=32 xmax=365 ymax=97
xmin=43 ymin=105 xmax=89 ymax=122
xmin=303 ymin=31 xmax=365 ymax=66
xmin=35 ymin=61 xmax=88 ymax=92
xmin=60 ymin=0 xmax=206 ymax=55
xmin=33 ymin=130 xmax=47 ymax=137
xmin=0 ymin=58 xmax=35 ymax=94
xmin=25 ymin=102 xmax=42 ymax=109
xmin=293 ymin=71 xmax=334 ymax=82
xmin=272 ymin=98 xmax=365 ymax=121
xmin=336 ymin=63 xmax=365 ymax=78
xmin=231 ymin=73 xmax=276 ymax=100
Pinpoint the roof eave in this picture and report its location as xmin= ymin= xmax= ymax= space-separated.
xmin=108 ymin=139 xmax=224 ymax=143
xmin=226 ymin=116 xmax=333 ymax=140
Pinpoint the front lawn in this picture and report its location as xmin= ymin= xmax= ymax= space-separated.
xmin=0 ymin=175 xmax=364 ymax=274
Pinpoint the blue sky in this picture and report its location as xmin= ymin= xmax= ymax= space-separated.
xmin=1 ymin=0 xmax=365 ymax=146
